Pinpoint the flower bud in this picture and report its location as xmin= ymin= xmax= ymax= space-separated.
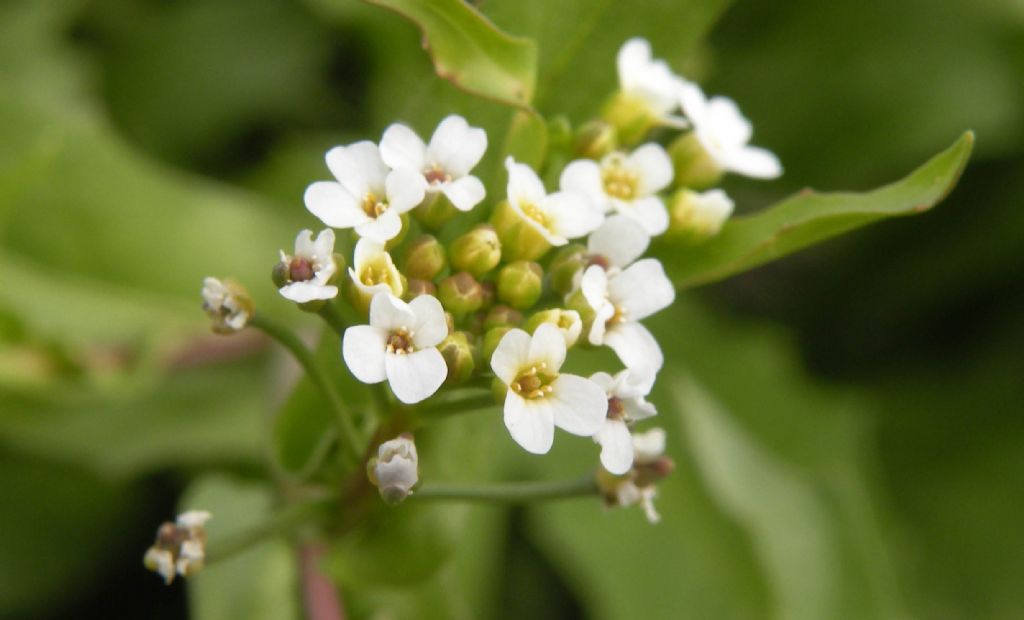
xmin=479 ymin=281 xmax=496 ymax=309
xmin=405 ymin=278 xmax=437 ymax=300
xmin=490 ymin=200 xmax=552 ymax=262
xmin=144 ymin=510 xmax=212 ymax=584
xmin=368 ymin=434 xmax=419 ymax=505
xmin=403 ymin=235 xmax=447 ymax=281
xmin=668 ymin=132 xmax=723 ymax=190
xmin=201 ymin=277 xmax=253 ymax=334
xmin=484 ymin=305 xmax=523 ymax=331
xmin=574 ymin=120 xmax=619 ymax=159
xmin=496 ymin=261 xmax=543 ymax=310
xmin=668 ymin=188 xmax=734 ymax=239
xmin=413 ymin=193 xmax=458 ymax=231
xmin=439 ymin=331 xmax=477 ymax=384
xmin=438 ymin=272 xmax=485 ymax=315
xmin=449 ymin=225 xmax=501 ymax=277
xmin=601 ymin=91 xmax=659 ymax=146
xmin=524 ymin=308 xmax=583 ymax=347
xmin=482 ymin=326 xmax=512 ymax=362
xmin=547 ymin=244 xmax=587 ymax=297
xmin=346 ymin=239 xmax=404 ymax=316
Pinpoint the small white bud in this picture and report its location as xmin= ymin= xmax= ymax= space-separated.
xmin=201 ymin=277 xmax=253 ymax=333
xmin=370 ymin=433 xmax=419 ymax=504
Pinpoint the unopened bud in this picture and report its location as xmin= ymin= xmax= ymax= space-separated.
xmin=413 ymin=193 xmax=458 ymax=231
xmin=601 ymin=91 xmax=659 ymax=146
xmin=490 ymin=200 xmax=552 ymax=262
xmin=201 ymin=277 xmax=253 ymax=334
xmin=368 ymin=434 xmax=419 ymax=505
xmin=669 ymin=132 xmax=723 ymax=190
xmin=439 ymin=331 xmax=477 ymax=384
xmin=439 ymin=272 xmax=485 ymax=315
xmin=668 ymin=188 xmax=734 ymax=238
xmin=450 ymin=225 xmax=501 ymax=277
xmin=403 ymin=235 xmax=447 ymax=280
xmin=479 ymin=281 xmax=496 ymax=309
xmin=484 ymin=305 xmax=523 ymax=331
xmin=574 ymin=120 xmax=619 ymax=159
xmin=547 ymin=244 xmax=587 ymax=296
xmin=496 ymin=261 xmax=543 ymax=310
xmin=405 ymin=279 xmax=437 ymax=300
xmin=524 ymin=308 xmax=583 ymax=347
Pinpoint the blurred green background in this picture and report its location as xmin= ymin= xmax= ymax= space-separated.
xmin=1 ymin=0 xmax=1021 ymax=618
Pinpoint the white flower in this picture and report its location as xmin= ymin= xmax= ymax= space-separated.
xmin=304 ymin=141 xmax=427 ymax=243
xmin=201 ymin=277 xmax=252 ymax=333
xmin=672 ymin=188 xmax=734 ymax=236
xmin=679 ymin=82 xmax=782 ymax=179
xmin=372 ymin=434 xmax=419 ymax=504
xmin=616 ymin=479 xmax=661 ymax=524
xmin=379 ymin=115 xmax=488 ymax=212
xmin=506 ymin=157 xmax=603 ymax=247
xmin=144 ymin=510 xmax=212 ymax=584
xmin=590 ymin=370 xmax=658 ymax=474
xmin=277 ymin=229 xmax=339 ymax=303
xmin=560 ymin=144 xmax=673 ymax=236
xmin=144 ymin=547 xmax=176 ymax=584
xmin=616 ymin=37 xmax=688 ymax=127
xmin=348 ymin=237 xmax=404 ymax=301
xmin=586 ymin=214 xmax=651 ymax=272
xmin=342 ymin=293 xmax=448 ymax=404
xmin=490 ymin=323 xmax=607 ymax=454
xmin=617 ymin=428 xmax=667 ymax=523
xmin=581 ymin=259 xmax=674 ymax=377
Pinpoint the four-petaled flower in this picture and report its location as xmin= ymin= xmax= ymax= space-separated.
xmin=490 ymin=323 xmax=607 ymax=454
xmin=561 ymin=144 xmax=674 ymax=236
xmin=581 ymin=258 xmax=675 ymax=377
xmin=305 ymin=141 xmax=426 ymax=243
xmin=590 ymin=370 xmax=658 ymax=474
xmin=679 ymin=82 xmax=782 ymax=180
xmin=506 ymin=157 xmax=603 ymax=247
xmin=343 ymin=293 xmax=448 ymax=404
xmin=380 ymin=115 xmax=488 ymax=212
xmin=348 ymin=237 xmax=404 ymax=302
xmin=616 ymin=37 xmax=689 ymax=127
xmin=277 ymin=229 xmax=339 ymax=303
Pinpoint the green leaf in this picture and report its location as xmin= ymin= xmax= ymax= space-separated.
xmin=655 ymin=131 xmax=973 ymax=289
xmin=360 ymin=0 xmax=537 ymax=108
xmin=182 ymin=475 xmax=301 ymax=620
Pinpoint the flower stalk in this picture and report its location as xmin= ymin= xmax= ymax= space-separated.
xmin=413 ymin=475 xmax=599 ymax=504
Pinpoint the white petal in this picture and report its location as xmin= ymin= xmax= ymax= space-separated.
xmin=545 ymin=191 xmax=603 ymax=240
xmin=596 ymin=419 xmax=634 ymax=475
xmin=279 ymin=281 xmax=338 ymax=303
xmin=408 ymin=294 xmax=448 ymax=348
xmin=609 ymin=259 xmax=674 ymax=321
xmin=559 ymin=159 xmax=605 ymax=209
xmin=385 ymin=348 xmax=447 ymax=404
xmin=623 ymin=396 xmax=658 ymax=422
xmin=176 ymin=510 xmax=212 ymax=529
xmin=352 ymin=237 xmax=385 ymax=269
xmin=633 ymin=427 xmax=666 ymax=461
xmin=588 ymin=301 xmax=615 ymax=346
xmin=369 ymin=292 xmax=416 ymax=331
xmin=706 ymin=96 xmax=752 ymax=146
xmin=491 ymin=328 xmax=531 ymax=384
xmin=605 ymin=321 xmax=664 ymax=376
xmin=379 ymin=123 xmax=427 ymax=171
xmin=304 ymin=182 xmax=368 ymax=229
xmin=549 ymin=374 xmax=607 ymax=437
xmin=588 ymin=215 xmax=650 ymax=267
xmin=628 ymin=143 xmax=673 ymax=195
xmin=354 ymin=209 xmax=403 ymax=243
xmin=505 ymin=157 xmax=547 ymax=206
xmin=326 ymin=142 xmax=388 ymax=197
xmin=529 ymin=323 xmax=566 ymax=372
xmin=678 ymin=81 xmax=710 ymax=129
xmin=580 ymin=265 xmax=609 ymax=312
xmin=441 ymin=175 xmax=486 ymax=211
xmin=429 ymin=115 xmax=487 ymax=177
xmin=342 ymin=325 xmax=388 ymax=384
xmin=720 ymin=145 xmax=783 ymax=179
xmin=385 ymin=168 xmax=427 ymax=214
xmin=503 ymin=392 xmax=554 ymax=454
xmin=589 ymin=371 xmax=616 ymax=393
xmin=293 ymin=229 xmax=315 ymax=256
xmin=622 ymin=195 xmax=669 ymax=236
xmin=312 ymin=229 xmax=336 ymax=258
xmin=617 ymin=38 xmax=652 ymax=89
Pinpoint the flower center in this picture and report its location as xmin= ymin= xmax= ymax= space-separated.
xmin=423 ymin=164 xmax=452 ymax=186
xmin=361 ymin=193 xmax=390 ymax=218
xmin=586 ymin=254 xmax=611 ymax=270
xmin=607 ymin=396 xmax=626 ymax=420
xmin=386 ymin=328 xmax=414 ymax=355
xmin=609 ymin=304 xmax=628 ymax=325
xmin=602 ymin=163 xmax=639 ymax=201
xmin=510 ymin=362 xmax=558 ymax=400
xmin=520 ymin=202 xmax=552 ymax=231
xmin=289 ymin=257 xmax=315 ymax=282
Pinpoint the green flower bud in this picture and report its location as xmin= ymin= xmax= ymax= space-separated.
xmin=490 ymin=200 xmax=552 ymax=262
xmin=439 ymin=331 xmax=477 ymax=385
xmin=483 ymin=326 xmax=512 ymax=366
xmin=449 ymin=225 xmax=501 ymax=277
xmin=523 ymin=308 xmax=583 ymax=348
xmin=438 ymin=272 xmax=485 ymax=315
xmin=271 ymin=261 xmax=290 ymax=289
xmin=601 ymin=91 xmax=659 ymax=146
xmin=547 ymin=243 xmax=587 ymax=296
xmin=484 ymin=305 xmax=523 ymax=331
xmin=668 ymin=132 xmax=723 ymax=190
xmin=405 ymin=279 xmax=437 ymax=300
xmin=496 ymin=261 xmax=543 ymax=310
xmin=414 ymin=193 xmax=458 ymax=231
xmin=565 ymin=288 xmax=596 ymax=340
xmin=574 ymin=120 xmax=619 ymax=159
xmin=403 ymin=235 xmax=447 ymax=281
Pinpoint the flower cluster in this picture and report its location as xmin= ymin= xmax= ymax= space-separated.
xmin=194 ymin=36 xmax=779 ymax=529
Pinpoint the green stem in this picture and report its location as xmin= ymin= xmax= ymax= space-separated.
xmin=317 ymin=300 xmax=348 ymax=336
xmin=205 ymin=499 xmax=331 ymax=564
xmin=250 ymin=313 xmax=360 ymax=467
xmin=418 ymin=393 xmax=497 ymax=418
xmin=413 ymin=475 xmax=598 ymax=504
